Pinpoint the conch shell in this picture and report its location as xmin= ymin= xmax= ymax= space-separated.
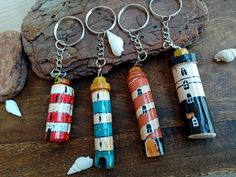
xmin=214 ymin=48 xmax=236 ymax=63
xmin=5 ymin=99 xmax=22 ymax=117
xmin=67 ymin=156 xmax=93 ymax=175
xmin=107 ymin=31 xmax=124 ymax=57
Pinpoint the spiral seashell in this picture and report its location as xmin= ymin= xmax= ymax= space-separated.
xmin=67 ymin=156 xmax=93 ymax=175
xmin=214 ymin=48 xmax=236 ymax=63
xmin=107 ymin=31 xmax=124 ymax=57
xmin=5 ymin=99 xmax=22 ymax=117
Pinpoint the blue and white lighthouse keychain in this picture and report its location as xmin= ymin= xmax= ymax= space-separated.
xmin=150 ymin=0 xmax=216 ymax=139
xmin=85 ymin=6 xmax=123 ymax=169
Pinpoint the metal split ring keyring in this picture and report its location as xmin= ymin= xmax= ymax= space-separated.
xmin=149 ymin=0 xmax=183 ymax=19
xmin=55 ymin=40 xmax=66 ymax=51
xmin=85 ymin=6 xmax=116 ymax=34
xmin=117 ymin=4 xmax=149 ymax=33
xmin=54 ymin=16 xmax=85 ymax=47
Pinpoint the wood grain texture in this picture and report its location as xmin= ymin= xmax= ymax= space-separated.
xmin=0 ymin=0 xmax=236 ymax=177
xmin=21 ymin=0 xmax=208 ymax=79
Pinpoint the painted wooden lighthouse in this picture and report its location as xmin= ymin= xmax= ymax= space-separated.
xmin=127 ymin=67 xmax=164 ymax=157
xmin=45 ymin=77 xmax=74 ymax=142
xmin=90 ymin=76 xmax=114 ymax=169
xmin=169 ymin=48 xmax=216 ymax=139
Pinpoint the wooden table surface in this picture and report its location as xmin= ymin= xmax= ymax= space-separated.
xmin=0 ymin=0 xmax=236 ymax=177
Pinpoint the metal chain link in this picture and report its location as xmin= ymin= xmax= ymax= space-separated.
xmin=161 ymin=16 xmax=180 ymax=49
xmin=50 ymin=40 xmax=67 ymax=78
xmin=129 ymin=31 xmax=147 ymax=66
xmin=96 ymin=32 xmax=107 ymax=76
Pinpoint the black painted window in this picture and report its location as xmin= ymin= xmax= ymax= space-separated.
xmin=181 ymin=68 xmax=187 ymax=76
xmin=183 ymin=80 xmax=190 ymax=90
xmin=142 ymin=105 xmax=147 ymax=114
xmin=137 ymin=88 xmax=142 ymax=96
xmin=146 ymin=124 xmax=152 ymax=133
xmin=65 ymin=86 xmax=67 ymax=93
xmin=187 ymin=93 xmax=193 ymax=103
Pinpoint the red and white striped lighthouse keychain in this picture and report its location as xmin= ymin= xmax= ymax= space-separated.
xmin=85 ymin=6 xmax=121 ymax=169
xmin=150 ymin=0 xmax=216 ymax=139
xmin=118 ymin=4 xmax=165 ymax=157
xmin=45 ymin=16 xmax=85 ymax=143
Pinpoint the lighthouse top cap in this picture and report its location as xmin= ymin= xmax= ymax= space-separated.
xmin=90 ymin=76 xmax=111 ymax=92
xmin=168 ymin=48 xmax=198 ymax=68
xmin=174 ymin=48 xmax=189 ymax=57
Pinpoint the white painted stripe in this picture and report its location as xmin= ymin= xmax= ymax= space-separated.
xmin=51 ymin=84 xmax=74 ymax=96
xmin=48 ymin=103 xmax=73 ymax=116
xmin=45 ymin=122 xmax=71 ymax=133
xmin=131 ymin=84 xmax=151 ymax=100
xmin=177 ymin=83 xmax=205 ymax=103
xmin=172 ymin=62 xmax=200 ymax=83
xmin=128 ymin=77 xmax=139 ymax=87
xmin=92 ymin=90 xmax=110 ymax=102
xmin=140 ymin=119 xmax=160 ymax=140
xmin=136 ymin=102 xmax=155 ymax=118
xmin=175 ymin=76 xmax=202 ymax=89
xmin=93 ymin=113 xmax=112 ymax=124
xmin=94 ymin=136 xmax=114 ymax=151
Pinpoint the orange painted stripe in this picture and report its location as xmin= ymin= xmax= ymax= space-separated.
xmin=133 ymin=92 xmax=154 ymax=110
xmin=128 ymin=78 xmax=149 ymax=93
xmin=147 ymin=127 xmax=163 ymax=139
xmin=137 ymin=108 xmax=158 ymax=129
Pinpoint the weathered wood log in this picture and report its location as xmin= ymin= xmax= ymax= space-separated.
xmin=21 ymin=0 xmax=208 ymax=80
xmin=0 ymin=31 xmax=27 ymax=102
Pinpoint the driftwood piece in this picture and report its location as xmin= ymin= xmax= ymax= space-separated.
xmin=21 ymin=0 xmax=209 ymax=80
xmin=0 ymin=31 xmax=27 ymax=102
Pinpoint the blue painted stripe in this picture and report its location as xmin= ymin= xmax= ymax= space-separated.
xmin=93 ymin=100 xmax=111 ymax=114
xmin=95 ymin=150 xmax=114 ymax=169
xmin=94 ymin=123 xmax=113 ymax=138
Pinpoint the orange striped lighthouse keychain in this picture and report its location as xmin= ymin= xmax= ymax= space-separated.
xmin=150 ymin=0 xmax=216 ymax=139
xmin=85 ymin=6 xmax=123 ymax=169
xmin=118 ymin=4 xmax=164 ymax=157
xmin=45 ymin=16 xmax=85 ymax=143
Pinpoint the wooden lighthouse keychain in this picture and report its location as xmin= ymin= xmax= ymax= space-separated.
xmin=118 ymin=4 xmax=164 ymax=157
xmin=85 ymin=6 xmax=122 ymax=169
xmin=45 ymin=16 xmax=85 ymax=143
xmin=150 ymin=0 xmax=216 ymax=139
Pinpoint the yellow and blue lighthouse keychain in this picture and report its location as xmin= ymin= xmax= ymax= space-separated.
xmin=150 ymin=0 xmax=216 ymax=139
xmin=118 ymin=4 xmax=164 ymax=157
xmin=85 ymin=6 xmax=123 ymax=169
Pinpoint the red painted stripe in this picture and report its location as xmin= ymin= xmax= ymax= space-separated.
xmin=50 ymin=93 xmax=74 ymax=104
xmin=147 ymin=127 xmax=163 ymax=139
xmin=128 ymin=78 xmax=149 ymax=93
xmin=133 ymin=92 xmax=154 ymax=110
xmin=137 ymin=108 xmax=158 ymax=129
xmin=46 ymin=131 xmax=70 ymax=142
xmin=47 ymin=112 xmax=72 ymax=123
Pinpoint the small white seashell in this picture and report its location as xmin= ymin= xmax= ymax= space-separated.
xmin=5 ymin=99 xmax=22 ymax=117
xmin=107 ymin=31 xmax=124 ymax=57
xmin=67 ymin=156 xmax=93 ymax=175
xmin=214 ymin=48 xmax=236 ymax=63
